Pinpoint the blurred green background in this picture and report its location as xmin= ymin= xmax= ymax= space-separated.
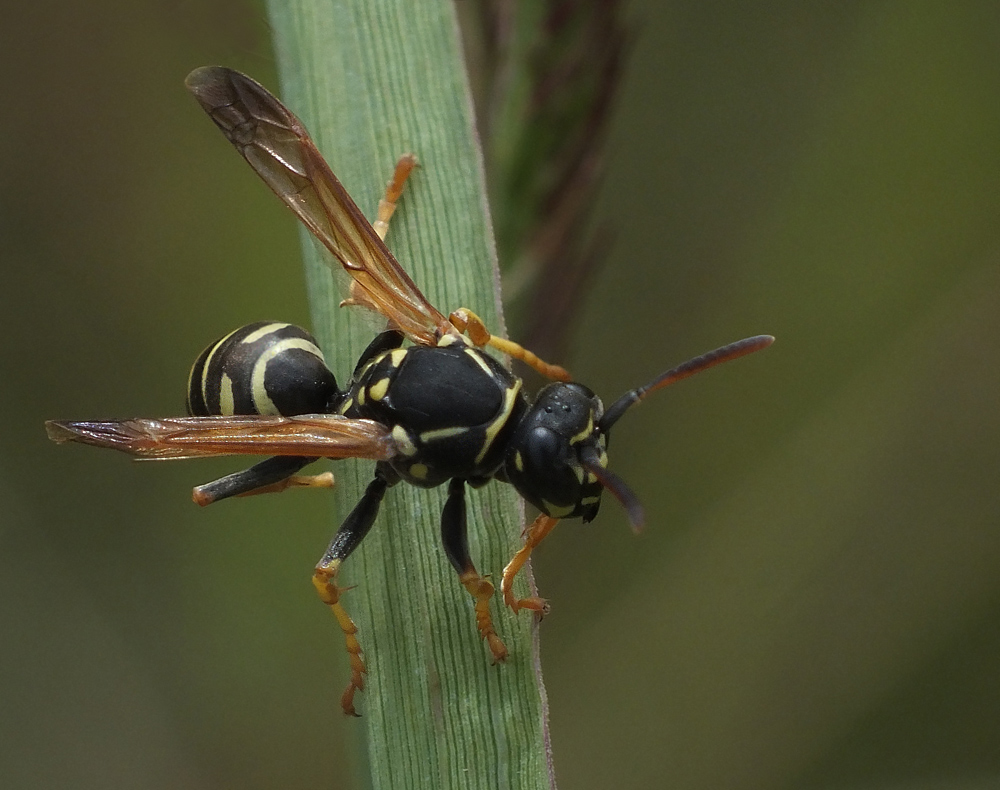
xmin=3 ymin=2 xmax=1000 ymax=789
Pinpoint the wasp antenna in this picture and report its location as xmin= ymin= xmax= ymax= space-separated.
xmin=581 ymin=448 xmax=645 ymax=533
xmin=600 ymin=334 xmax=774 ymax=432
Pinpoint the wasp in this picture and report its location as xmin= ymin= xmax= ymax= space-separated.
xmin=47 ymin=67 xmax=774 ymax=716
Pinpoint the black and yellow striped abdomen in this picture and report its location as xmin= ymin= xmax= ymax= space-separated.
xmin=187 ymin=322 xmax=339 ymax=417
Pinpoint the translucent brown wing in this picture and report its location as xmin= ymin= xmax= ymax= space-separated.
xmin=185 ymin=66 xmax=451 ymax=346
xmin=46 ymin=415 xmax=398 ymax=461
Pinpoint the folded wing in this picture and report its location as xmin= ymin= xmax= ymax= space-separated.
xmin=46 ymin=415 xmax=398 ymax=461
xmin=185 ymin=66 xmax=451 ymax=346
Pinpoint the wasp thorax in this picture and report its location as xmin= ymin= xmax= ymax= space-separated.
xmin=504 ymin=382 xmax=607 ymax=522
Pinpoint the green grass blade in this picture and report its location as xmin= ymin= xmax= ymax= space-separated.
xmin=264 ymin=2 xmax=555 ymax=788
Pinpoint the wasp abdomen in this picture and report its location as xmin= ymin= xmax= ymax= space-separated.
xmin=187 ymin=321 xmax=339 ymax=417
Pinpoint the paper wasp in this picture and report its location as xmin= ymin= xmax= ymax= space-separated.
xmin=47 ymin=67 xmax=773 ymax=716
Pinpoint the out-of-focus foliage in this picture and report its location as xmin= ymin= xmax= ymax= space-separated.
xmin=460 ymin=0 xmax=625 ymax=362
xmin=3 ymin=2 xmax=999 ymax=790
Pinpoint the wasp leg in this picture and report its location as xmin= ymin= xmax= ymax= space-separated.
xmin=192 ymin=456 xmax=330 ymax=506
xmin=372 ymin=153 xmax=418 ymax=241
xmin=343 ymin=154 xmax=419 ymax=312
xmin=448 ymin=308 xmax=571 ymax=382
xmin=500 ymin=514 xmax=560 ymax=614
xmin=441 ymin=478 xmax=508 ymax=662
xmin=313 ymin=471 xmax=391 ymax=716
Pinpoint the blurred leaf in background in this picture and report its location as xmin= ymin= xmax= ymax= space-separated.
xmin=3 ymin=1 xmax=1000 ymax=790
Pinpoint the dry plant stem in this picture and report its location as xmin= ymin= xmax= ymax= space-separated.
xmin=265 ymin=2 xmax=556 ymax=789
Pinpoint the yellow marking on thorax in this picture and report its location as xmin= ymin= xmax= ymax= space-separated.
xmin=463 ymin=347 xmax=495 ymax=377
xmin=409 ymin=463 xmax=429 ymax=480
xmin=438 ymin=333 xmax=472 ymax=348
xmin=389 ymin=348 xmax=407 ymax=367
xmin=513 ymin=451 xmax=524 ymax=472
xmin=392 ymin=425 xmax=418 ymax=457
xmin=368 ymin=377 xmax=391 ymax=402
xmin=475 ymin=379 xmax=522 ymax=465
xmin=338 ymin=397 xmax=353 ymax=415
xmin=419 ymin=426 xmax=467 ymax=443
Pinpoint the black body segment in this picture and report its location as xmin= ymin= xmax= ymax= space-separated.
xmin=341 ymin=335 xmax=529 ymax=488
xmin=192 ymin=455 xmax=316 ymax=505
xmin=320 ymin=472 xmax=393 ymax=567
xmin=187 ymin=321 xmax=338 ymax=417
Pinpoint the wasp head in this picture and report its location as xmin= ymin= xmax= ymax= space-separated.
xmin=502 ymin=334 xmax=775 ymax=532
xmin=504 ymin=382 xmax=644 ymax=530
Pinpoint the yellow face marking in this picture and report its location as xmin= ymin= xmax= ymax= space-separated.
xmin=250 ymin=338 xmax=323 ymax=416
xmin=542 ymin=500 xmax=574 ymax=519
xmin=409 ymin=463 xmax=429 ymax=480
xmin=570 ymin=462 xmax=584 ymax=485
xmin=240 ymin=322 xmax=292 ymax=346
xmin=390 ymin=348 xmax=407 ymax=367
xmin=464 ymin=348 xmax=495 ymax=378
xmin=598 ymin=449 xmax=609 ymax=468
xmin=569 ymin=412 xmax=594 ymax=446
xmin=368 ymin=377 xmax=391 ymax=402
xmin=419 ymin=426 xmax=467 ymax=443
xmin=586 ymin=471 xmax=598 ymax=484
xmin=581 ymin=495 xmax=601 ymax=506
xmin=392 ymin=425 xmax=418 ymax=457
xmin=514 ymin=451 xmax=524 ymax=472
xmin=219 ymin=373 xmax=235 ymax=416
xmin=475 ymin=380 xmax=522 ymax=465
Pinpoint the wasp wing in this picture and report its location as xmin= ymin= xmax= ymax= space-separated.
xmin=185 ymin=66 xmax=450 ymax=346
xmin=46 ymin=415 xmax=398 ymax=461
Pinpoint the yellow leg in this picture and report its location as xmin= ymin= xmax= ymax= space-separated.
xmin=501 ymin=514 xmax=560 ymax=614
xmin=372 ymin=153 xmax=419 ymax=241
xmin=343 ymin=154 xmax=419 ymax=312
xmin=312 ymin=560 xmax=366 ymax=717
xmin=449 ymin=307 xmax=571 ymax=382
xmin=459 ymin=569 xmax=508 ymax=662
